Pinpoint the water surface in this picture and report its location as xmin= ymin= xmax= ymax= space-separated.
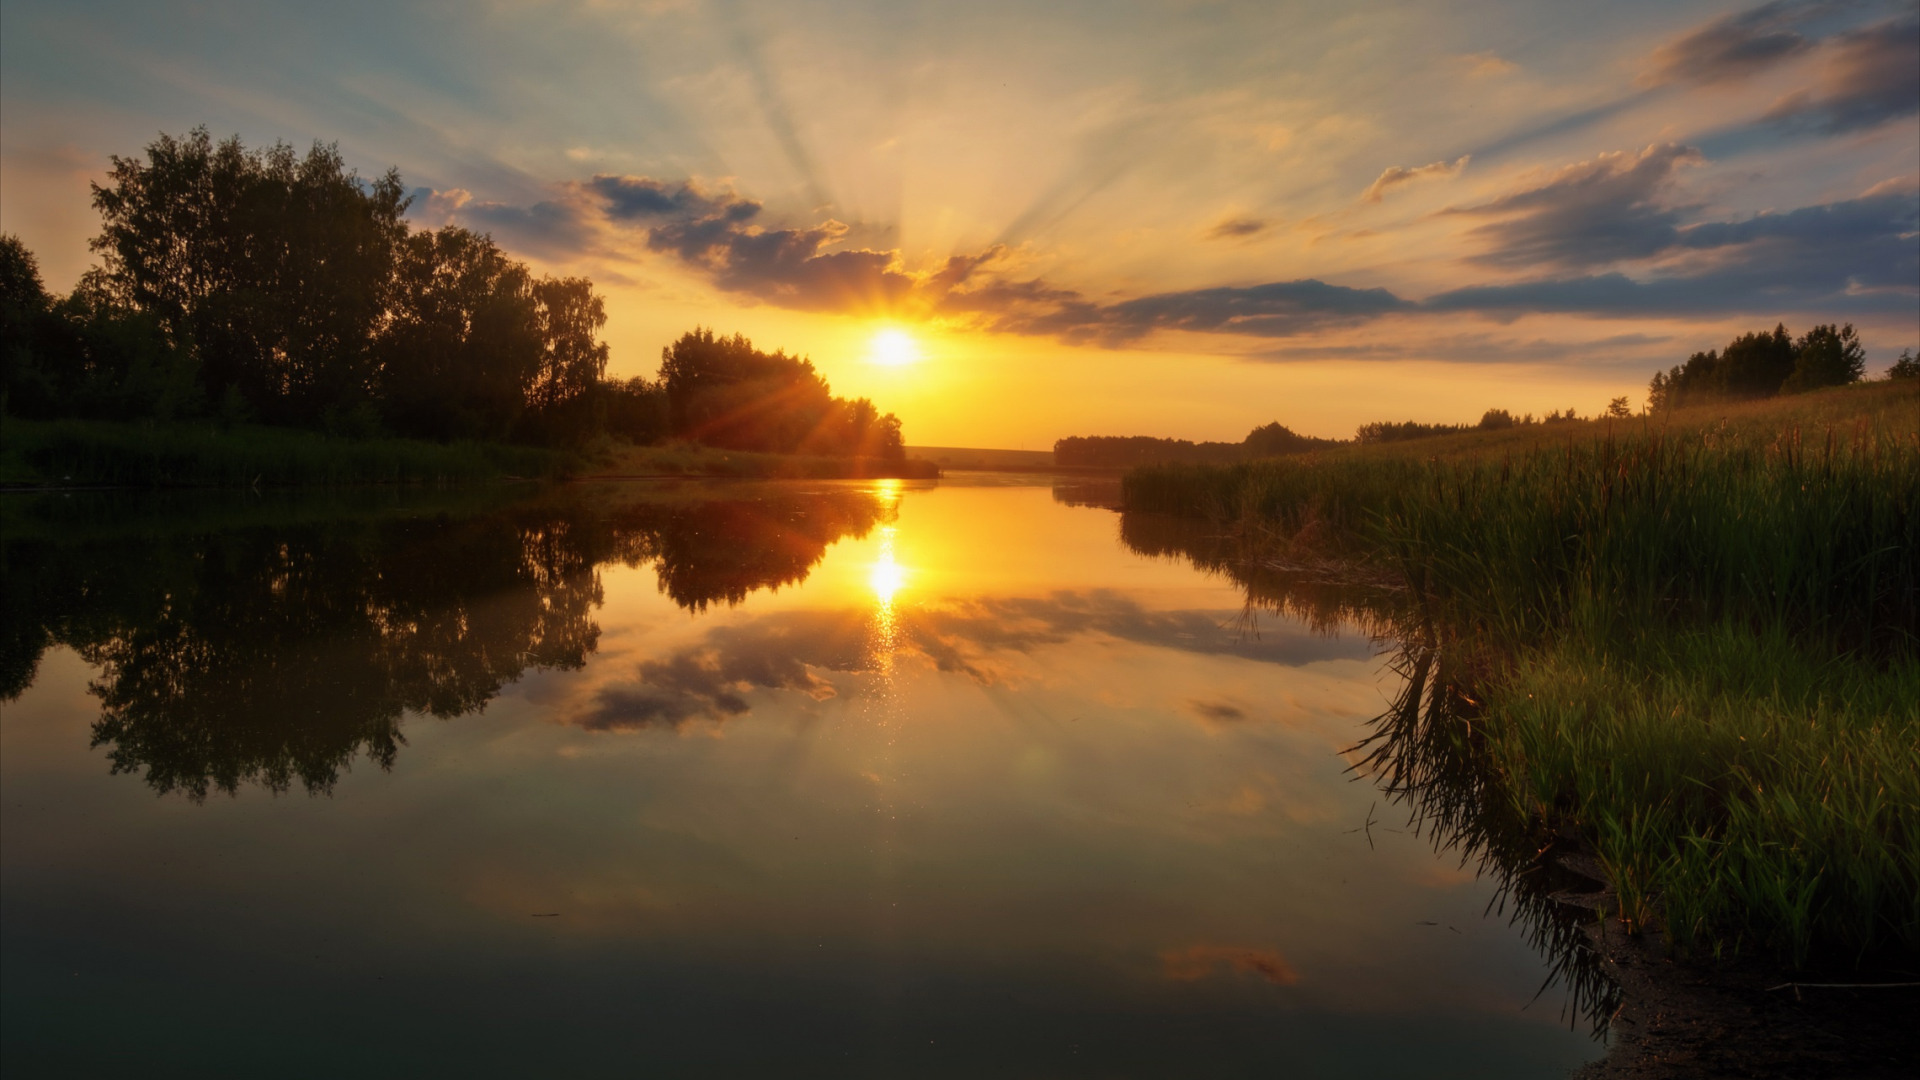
xmin=1 ymin=476 xmax=1602 ymax=1077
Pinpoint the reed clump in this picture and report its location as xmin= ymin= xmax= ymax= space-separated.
xmin=1124 ymin=382 xmax=1920 ymax=964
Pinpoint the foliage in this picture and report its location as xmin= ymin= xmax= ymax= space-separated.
xmin=1782 ymin=323 xmax=1867 ymax=393
xmin=10 ymin=130 xmax=616 ymax=447
xmin=0 ymin=418 xmax=560 ymax=488
xmin=1649 ymin=322 xmax=1866 ymax=409
xmin=601 ymin=375 xmax=671 ymax=444
xmin=659 ymin=328 xmax=904 ymax=459
xmin=89 ymin=128 xmax=409 ymax=425
xmin=1890 ymin=349 xmax=1919 ymax=381
xmin=1355 ymin=418 xmax=1473 ymax=444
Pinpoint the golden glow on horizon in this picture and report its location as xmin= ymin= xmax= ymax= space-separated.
xmin=868 ymin=327 xmax=921 ymax=367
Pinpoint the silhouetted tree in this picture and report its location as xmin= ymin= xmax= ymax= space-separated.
xmin=659 ymin=328 xmax=905 ymax=458
xmin=89 ymin=128 xmax=409 ymax=426
xmin=602 ymin=376 xmax=671 ymax=443
xmin=1 ymin=234 xmax=198 ymax=421
xmin=377 ymin=227 xmax=542 ymax=439
xmin=1889 ymin=349 xmax=1918 ymax=381
xmin=1783 ymin=323 xmax=1865 ymax=393
xmin=1648 ymin=324 xmax=1861 ymax=409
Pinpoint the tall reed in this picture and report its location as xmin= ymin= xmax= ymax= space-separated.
xmin=1125 ymin=385 xmax=1920 ymax=963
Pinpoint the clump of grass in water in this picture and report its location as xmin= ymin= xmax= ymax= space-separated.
xmin=1127 ymin=384 xmax=1920 ymax=965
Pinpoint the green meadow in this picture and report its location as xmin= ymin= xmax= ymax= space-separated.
xmin=1124 ymin=380 xmax=1920 ymax=966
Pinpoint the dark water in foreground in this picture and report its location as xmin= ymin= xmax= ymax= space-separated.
xmin=1 ymin=477 xmax=1603 ymax=1077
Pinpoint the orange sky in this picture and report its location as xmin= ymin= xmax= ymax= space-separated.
xmin=3 ymin=0 xmax=1915 ymax=445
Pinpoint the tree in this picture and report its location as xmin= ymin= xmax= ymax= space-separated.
xmin=377 ymin=227 xmax=541 ymax=439
xmin=1783 ymin=323 xmax=1865 ymax=392
xmin=528 ymin=276 xmax=610 ymax=411
xmin=88 ymin=128 xmax=409 ymax=426
xmin=659 ymin=328 xmax=905 ymax=457
xmin=1606 ymin=396 xmax=1633 ymax=419
xmin=1888 ymin=349 xmax=1918 ymax=381
xmin=0 ymin=234 xmax=51 ymax=415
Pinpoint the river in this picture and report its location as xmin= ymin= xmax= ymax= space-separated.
xmin=0 ymin=476 xmax=1604 ymax=1077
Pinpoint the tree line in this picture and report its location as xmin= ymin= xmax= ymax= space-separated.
xmin=1055 ymin=422 xmax=1335 ymax=468
xmin=0 ymin=128 xmax=907 ymax=458
xmin=1059 ymin=325 xmax=1912 ymax=467
xmin=1646 ymin=322 xmax=1904 ymax=410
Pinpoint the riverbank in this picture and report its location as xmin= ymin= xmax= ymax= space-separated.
xmin=0 ymin=420 xmax=941 ymax=488
xmin=1 ymin=419 xmax=564 ymax=488
xmin=1121 ymin=380 xmax=1919 ymax=1069
xmin=577 ymin=441 xmax=940 ymax=480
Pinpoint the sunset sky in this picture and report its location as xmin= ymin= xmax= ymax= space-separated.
xmin=2 ymin=0 xmax=1915 ymax=446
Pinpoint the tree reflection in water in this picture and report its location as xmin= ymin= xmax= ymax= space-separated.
xmin=1111 ymin=506 xmax=1623 ymax=1037
xmin=0 ymin=485 xmax=888 ymax=800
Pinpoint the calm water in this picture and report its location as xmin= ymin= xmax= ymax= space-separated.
xmin=1 ymin=477 xmax=1603 ymax=1077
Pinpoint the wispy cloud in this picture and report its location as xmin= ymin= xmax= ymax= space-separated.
xmin=1643 ymin=1 xmax=1828 ymax=86
xmin=1361 ymin=155 xmax=1470 ymax=203
xmin=1206 ymin=216 xmax=1270 ymax=239
xmin=1447 ymin=144 xmax=1703 ymax=269
xmin=1761 ymin=15 xmax=1920 ymax=134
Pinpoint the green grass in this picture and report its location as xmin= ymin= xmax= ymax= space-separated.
xmin=1 ymin=418 xmax=565 ymax=488
xmin=1124 ymin=380 xmax=1920 ymax=965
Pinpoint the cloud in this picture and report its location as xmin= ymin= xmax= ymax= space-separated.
xmin=1428 ymin=176 xmax=1920 ymax=315
xmin=408 ymin=184 xmax=598 ymax=261
xmin=1447 ymin=144 xmax=1703 ymax=269
xmin=989 ymin=279 xmax=1415 ymax=345
xmin=1425 ymin=183 xmax=1918 ymax=316
xmin=586 ymin=175 xmax=757 ymax=223
xmin=1361 ymin=155 xmax=1470 ymax=203
xmin=568 ymin=591 xmax=1366 ymax=731
xmin=575 ymin=174 xmax=925 ymax=313
xmin=1644 ymin=1 xmax=1826 ymax=86
xmin=1207 ymin=216 xmax=1270 ymax=239
xmin=1762 ymin=15 xmax=1920 ymax=134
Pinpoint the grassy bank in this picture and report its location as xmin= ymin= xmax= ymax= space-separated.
xmin=0 ymin=421 xmax=942 ymax=488
xmin=580 ymin=440 xmax=941 ymax=480
xmin=1 ymin=418 xmax=564 ymax=488
xmin=1125 ymin=380 xmax=1920 ymax=965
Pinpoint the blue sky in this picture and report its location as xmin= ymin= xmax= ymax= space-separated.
xmin=3 ymin=0 xmax=1914 ymax=442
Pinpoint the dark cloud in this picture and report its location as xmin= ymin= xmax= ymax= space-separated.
xmin=580 ymin=174 xmax=922 ymax=313
xmin=1429 ymin=183 xmax=1919 ymax=316
xmin=1645 ymin=1 xmax=1826 ymax=85
xmin=1448 ymin=144 xmax=1704 ymax=270
xmin=996 ymin=280 xmax=1414 ymax=345
xmin=1762 ymin=16 xmax=1920 ymax=134
xmin=587 ymin=175 xmax=759 ymax=223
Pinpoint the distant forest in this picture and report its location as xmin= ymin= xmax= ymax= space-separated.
xmin=0 ymin=128 xmax=903 ymax=460
xmin=1055 ymin=423 xmax=1335 ymax=468
xmin=1057 ymin=325 xmax=1912 ymax=467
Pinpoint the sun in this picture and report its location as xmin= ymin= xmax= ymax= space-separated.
xmin=868 ymin=327 xmax=920 ymax=367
